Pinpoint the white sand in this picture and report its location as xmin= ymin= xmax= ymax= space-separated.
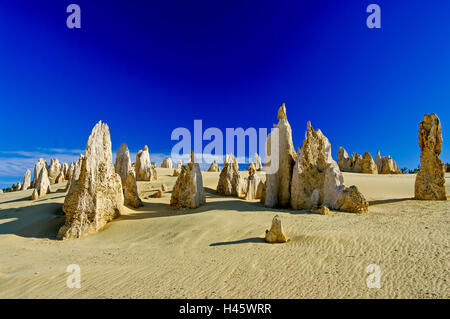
xmin=0 ymin=169 xmax=448 ymax=298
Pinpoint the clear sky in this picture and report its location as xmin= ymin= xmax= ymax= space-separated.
xmin=0 ymin=0 xmax=449 ymax=187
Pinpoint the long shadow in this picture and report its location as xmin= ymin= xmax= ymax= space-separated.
xmin=210 ymin=237 xmax=265 ymax=246
xmin=368 ymin=198 xmax=413 ymax=206
xmin=0 ymin=194 xmax=32 ymax=205
xmin=0 ymin=202 xmax=65 ymax=239
xmin=0 ymin=193 xmax=66 ymax=205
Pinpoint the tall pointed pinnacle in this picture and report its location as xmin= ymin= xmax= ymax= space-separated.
xmin=277 ymin=103 xmax=287 ymax=121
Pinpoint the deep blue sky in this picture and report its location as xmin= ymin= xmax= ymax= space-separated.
xmin=0 ymin=0 xmax=449 ymax=186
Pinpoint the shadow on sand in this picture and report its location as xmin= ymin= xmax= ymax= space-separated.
xmin=0 ymin=201 xmax=65 ymax=240
xmin=368 ymin=197 xmax=413 ymax=206
xmin=209 ymin=237 xmax=265 ymax=246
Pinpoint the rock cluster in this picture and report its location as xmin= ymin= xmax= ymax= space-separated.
xmin=31 ymin=167 xmax=51 ymax=200
xmin=337 ymin=148 xmax=377 ymax=174
xmin=207 ymin=160 xmax=220 ymax=172
xmin=375 ymin=151 xmax=401 ymax=174
xmin=161 ymin=157 xmax=173 ymax=169
xmin=216 ymin=154 xmax=246 ymax=197
xmin=115 ymin=143 xmax=143 ymax=208
xmin=170 ymin=152 xmax=205 ymax=209
xmin=263 ymin=104 xmax=297 ymax=208
xmin=290 ymin=121 xmax=369 ymax=214
xmin=58 ymin=121 xmax=124 ymax=239
xmin=245 ymin=162 xmax=263 ymax=200
xmin=414 ymin=114 xmax=447 ymax=200
xmin=265 ymin=215 xmax=288 ymax=243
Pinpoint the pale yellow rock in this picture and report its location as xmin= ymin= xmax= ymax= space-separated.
xmin=311 ymin=205 xmax=331 ymax=215
xmin=22 ymin=169 xmax=31 ymax=190
xmin=65 ymin=162 xmax=75 ymax=182
xmin=290 ymin=122 xmax=368 ymax=214
xmin=135 ymin=145 xmax=154 ymax=181
xmin=337 ymin=147 xmax=353 ymax=172
xmin=161 ymin=158 xmax=173 ymax=169
xmin=31 ymin=167 xmax=51 ymax=200
xmin=61 ymin=162 xmax=69 ymax=179
xmin=216 ymin=154 xmax=246 ymax=197
xmin=245 ymin=162 xmax=263 ymax=200
xmin=31 ymin=189 xmax=38 ymax=200
xmin=376 ymin=151 xmax=401 ymax=174
xmin=265 ymin=215 xmax=288 ymax=243
xmin=161 ymin=184 xmax=168 ymax=192
xmin=170 ymin=152 xmax=205 ymax=209
xmin=32 ymin=158 xmax=47 ymax=188
xmin=65 ymin=155 xmax=84 ymax=193
xmin=149 ymin=189 xmax=163 ymax=198
xmin=47 ymin=158 xmax=62 ymax=184
xmin=115 ymin=143 xmax=143 ymax=208
xmin=361 ymin=152 xmax=378 ymax=174
xmin=207 ymin=160 xmax=220 ymax=172
xmin=263 ymin=103 xmax=297 ymax=208
xmin=55 ymin=172 xmax=65 ymax=184
xmin=58 ymin=121 xmax=124 ymax=239
xmin=414 ymin=114 xmax=447 ymax=200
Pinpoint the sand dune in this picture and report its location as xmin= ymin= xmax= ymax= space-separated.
xmin=0 ymin=169 xmax=448 ymax=298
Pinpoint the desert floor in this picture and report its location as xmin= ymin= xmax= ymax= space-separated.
xmin=0 ymin=169 xmax=448 ymax=298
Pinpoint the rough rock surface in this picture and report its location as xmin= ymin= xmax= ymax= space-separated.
xmin=16 ymin=182 xmax=22 ymax=191
xmin=32 ymin=158 xmax=47 ymax=188
xmin=149 ymin=189 xmax=163 ymax=198
xmin=245 ymin=162 xmax=263 ymax=200
xmin=361 ymin=152 xmax=378 ymax=174
xmin=65 ymin=155 xmax=84 ymax=193
xmin=61 ymin=162 xmax=69 ymax=179
xmin=31 ymin=167 xmax=51 ymax=200
xmin=337 ymin=147 xmax=353 ymax=172
xmin=265 ymin=215 xmax=288 ymax=243
xmin=207 ymin=160 xmax=220 ymax=172
xmin=414 ymin=114 xmax=447 ymax=200
xmin=58 ymin=121 xmax=124 ymax=239
xmin=170 ymin=152 xmax=205 ymax=209
xmin=290 ymin=122 xmax=369 ymax=214
xmin=263 ymin=104 xmax=297 ymax=208
xmin=135 ymin=145 xmax=155 ymax=181
xmin=56 ymin=172 xmax=65 ymax=184
xmin=66 ymin=162 xmax=75 ymax=181
xmin=376 ymin=151 xmax=401 ymax=174
xmin=124 ymin=171 xmax=143 ymax=207
xmin=47 ymin=158 xmax=62 ymax=184
xmin=338 ymin=148 xmax=377 ymax=174
xmin=216 ymin=154 xmax=246 ymax=197
xmin=22 ymin=169 xmax=31 ymax=190
xmin=161 ymin=157 xmax=173 ymax=169
xmin=115 ymin=143 xmax=143 ymax=208
xmin=254 ymin=153 xmax=263 ymax=171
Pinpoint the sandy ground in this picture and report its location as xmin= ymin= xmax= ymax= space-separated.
xmin=0 ymin=169 xmax=448 ymax=299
